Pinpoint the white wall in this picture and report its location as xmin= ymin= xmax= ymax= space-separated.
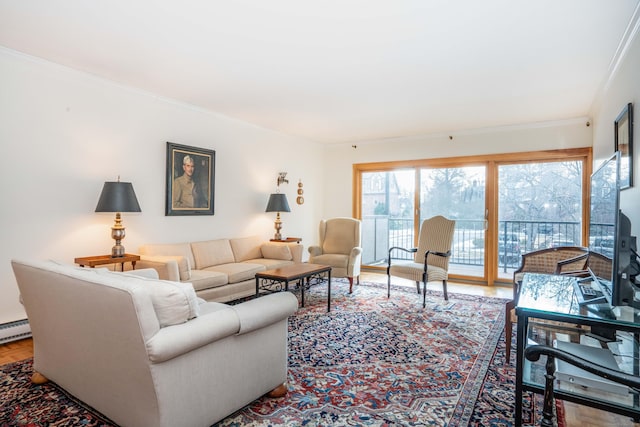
xmin=591 ymin=24 xmax=640 ymax=235
xmin=0 ymin=48 xmax=324 ymax=324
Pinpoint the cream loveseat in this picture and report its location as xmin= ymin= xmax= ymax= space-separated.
xmin=136 ymin=235 xmax=303 ymax=302
xmin=12 ymin=259 xmax=299 ymax=427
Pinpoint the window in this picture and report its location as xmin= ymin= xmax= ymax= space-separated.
xmin=354 ymin=148 xmax=591 ymax=285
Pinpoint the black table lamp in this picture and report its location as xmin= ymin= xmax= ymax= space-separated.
xmin=265 ymin=193 xmax=290 ymax=240
xmin=95 ymin=180 xmax=141 ymax=257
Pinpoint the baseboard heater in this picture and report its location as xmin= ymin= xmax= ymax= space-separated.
xmin=0 ymin=319 xmax=31 ymax=344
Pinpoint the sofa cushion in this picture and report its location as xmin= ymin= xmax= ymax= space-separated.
xmin=147 ymin=280 xmax=200 ymax=327
xmin=230 ymin=236 xmax=263 ymax=262
xmin=308 ymin=253 xmax=349 ymax=269
xmin=188 ymin=269 xmax=229 ymax=291
xmin=245 ymin=258 xmax=294 ymax=270
xmin=204 ymin=262 xmax=265 ymax=283
xmin=191 ymin=239 xmax=235 ymax=269
xmin=139 ymin=243 xmax=194 ymax=279
xmin=140 ymin=255 xmax=191 ymax=281
xmin=97 ymin=270 xmax=200 ymax=327
xmin=261 ymin=243 xmax=293 ymax=261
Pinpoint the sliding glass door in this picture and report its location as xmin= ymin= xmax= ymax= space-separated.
xmin=360 ymin=170 xmax=415 ymax=266
xmin=496 ymin=160 xmax=583 ymax=279
xmin=355 ymin=148 xmax=590 ymax=285
xmin=420 ymin=166 xmax=486 ymax=277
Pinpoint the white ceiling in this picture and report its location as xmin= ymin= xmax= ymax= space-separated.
xmin=1 ymin=0 xmax=639 ymax=144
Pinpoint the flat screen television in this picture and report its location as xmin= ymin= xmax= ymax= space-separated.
xmin=587 ymin=151 xmax=637 ymax=308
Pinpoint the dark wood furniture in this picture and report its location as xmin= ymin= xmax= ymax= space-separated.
xmin=269 ymin=237 xmax=302 ymax=243
xmin=515 ymin=272 xmax=640 ymax=426
xmin=74 ymin=254 xmax=140 ymax=271
xmin=255 ymin=263 xmax=331 ymax=311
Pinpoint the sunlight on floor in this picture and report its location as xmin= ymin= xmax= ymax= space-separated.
xmin=360 ymin=270 xmax=512 ymax=299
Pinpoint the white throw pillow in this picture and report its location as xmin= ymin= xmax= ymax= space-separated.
xmin=147 ymin=280 xmax=200 ymax=327
xmin=261 ymin=243 xmax=293 ymax=261
xmin=96 ymin=269 xmax=200 ymax=327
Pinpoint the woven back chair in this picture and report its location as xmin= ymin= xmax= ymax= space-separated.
xmin=587 ymin=251 xmax=613 ymax=280
xmin=505 ymin=246 xmax=588 ymax=362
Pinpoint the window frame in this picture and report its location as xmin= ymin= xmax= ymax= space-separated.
xmin=353 ymin=148 xmax=592 ymax=286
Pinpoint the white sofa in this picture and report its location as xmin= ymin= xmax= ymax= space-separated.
xmin=136 ymin=235 xmax=303 ymax=302
xmin=12 ymin=259 xmax=299 ymax=427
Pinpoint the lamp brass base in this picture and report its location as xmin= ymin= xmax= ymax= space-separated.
xmin=273 ymin=212 xmax=284 ymax=241
xmin=111 ymin=214 xmax=126 ymax=258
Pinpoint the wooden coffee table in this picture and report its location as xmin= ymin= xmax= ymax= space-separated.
xmin=255 ymin=263 xmax=332 ymax=311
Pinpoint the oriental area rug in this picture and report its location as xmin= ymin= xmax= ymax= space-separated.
xmin=0 ymin=280 xmax=561 ymax=426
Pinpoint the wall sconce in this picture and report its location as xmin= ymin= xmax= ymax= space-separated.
xmin=277 ymin=172 xmax=289 ymax=186
xmin=95 ymin=178 xmax=141 ymax=257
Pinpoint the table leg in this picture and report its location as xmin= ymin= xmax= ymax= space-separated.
xmin=255 ymin=277 xmax=260 ymax=298
xmin=515 ymin=314 xmax=528 ymax=427
xmin=301 ymin=278 xmax=306 ymax=307
xmin=327 ymin=270 xmax=331 ymax=312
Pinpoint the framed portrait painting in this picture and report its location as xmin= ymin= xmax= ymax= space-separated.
xmin=166 ymin=142 xmax=215 ymax=216
xmin=614 ymin=103 xmax=633 ymax=190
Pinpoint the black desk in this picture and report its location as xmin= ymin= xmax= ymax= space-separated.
xmin=515 ymin=273 xmax=640 ymax=426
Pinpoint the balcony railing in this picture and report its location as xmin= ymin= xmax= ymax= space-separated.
xmin=363 ymin=216 xmax=583 ymax=271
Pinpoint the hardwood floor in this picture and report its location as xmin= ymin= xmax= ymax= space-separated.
xmin=0 ymin=337 xmax=33 ymax=364
xmin=1 ymin=272 xmax=637 ymax=426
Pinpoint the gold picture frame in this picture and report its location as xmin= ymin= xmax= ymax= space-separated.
xmin=165 ymin=142 xmax=215 ymax=215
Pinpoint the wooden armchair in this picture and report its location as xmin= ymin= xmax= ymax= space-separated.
xmin=505 ymin=246 xmax=589 ymax=361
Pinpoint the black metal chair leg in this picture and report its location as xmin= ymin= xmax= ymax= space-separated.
xmin=423 ymin=281 xmax=427 ymax=308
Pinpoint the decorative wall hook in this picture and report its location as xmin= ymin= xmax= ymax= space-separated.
xmin=297 ymin=179 xmax=304 ymax=205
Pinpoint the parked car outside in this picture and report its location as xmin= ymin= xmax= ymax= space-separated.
xmin=498 ymin=232 xmax=521 ymax=267
xmin=550 ymin=234 xmax=577 ymax=248
xmin=591 ymin=237 xmax=614 ymax=257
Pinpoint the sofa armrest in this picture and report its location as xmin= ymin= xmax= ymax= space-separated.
xmin=122 ymin=268 xmax=160 ymax=280
xmin=145 ymin=292 xmax=297 ymax=363
xmin=288 ymin=243 xmax=304 ymax=263
xmin=308 ymin=245 xmax=322 ymax=257
xmin=137 ymin=256 xmax=181 ymax=282
xmin=233 ymin=292 xmax=299 ymax=334
xmin=146 ymin=306 xmax=240 ymax=363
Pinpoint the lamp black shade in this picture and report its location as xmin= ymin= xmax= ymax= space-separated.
xmin=95 ymin=182 xmax=141 ymax=213
xmin=265 ymin=193 xmax=291 ymax=213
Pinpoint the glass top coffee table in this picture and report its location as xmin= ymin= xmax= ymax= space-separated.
xmin=255 ymin=263 xmax=332 ymax=311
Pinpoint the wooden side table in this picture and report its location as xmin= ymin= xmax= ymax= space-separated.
xmin=270 ymin=237 xmax=302 ymax=243
xmin=74 ymin=254 xmax=140 ymax=271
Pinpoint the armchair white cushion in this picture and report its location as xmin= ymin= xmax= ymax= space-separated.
xmin=308 ymin=217 xmax=362 ymax=293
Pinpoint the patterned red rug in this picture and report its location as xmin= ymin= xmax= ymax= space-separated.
xmin=0 ymin=280 xmax=563 ymax=426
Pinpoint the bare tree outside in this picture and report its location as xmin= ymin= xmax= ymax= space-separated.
xmin=360 ymin=160 xmax=583 ymax=279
